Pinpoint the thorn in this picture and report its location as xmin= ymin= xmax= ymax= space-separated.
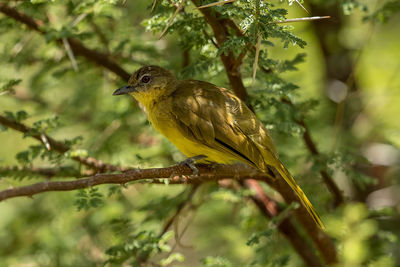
xmin=294 ymin=0 xmax=310 ymax=14
xmin=40 ymin=133 xmax=51 ymax=150
xmin=151 ymin=0 xmax=157 ymax=14
xmin=252 ymin=33 xmax=262 ymax=87
xmin=70 ymin=13 xmax=87 ymax=27
xmin=62 ymin=38 xmax=79 ymax=72
xmin=275 ymin=16 xmax=331 ymax=24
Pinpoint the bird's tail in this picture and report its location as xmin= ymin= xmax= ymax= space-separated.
xmin=275 ymin=161 xmax=325 ymax=230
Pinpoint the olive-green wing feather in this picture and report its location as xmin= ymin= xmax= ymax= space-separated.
xmin=169 ymin=80 xmax=324 ymax=229
xmin=170 ymin=80 xmax=272 ymax=168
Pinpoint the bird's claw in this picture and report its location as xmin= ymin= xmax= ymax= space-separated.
xmin=178 ymin=155 xmax=207 ymax=176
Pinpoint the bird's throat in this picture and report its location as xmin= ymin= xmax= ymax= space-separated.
xmin=132 ymin=86 xmax=172 ymax=115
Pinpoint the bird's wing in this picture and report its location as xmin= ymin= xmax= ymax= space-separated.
xmin=170 ymin=80 xmax=325 ymax=228
xmin=170 ymin=80 xmax=278 ymax=169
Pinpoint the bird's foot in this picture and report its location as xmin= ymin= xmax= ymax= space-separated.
xmin=178 ymin=155 xmax=207 ymax=176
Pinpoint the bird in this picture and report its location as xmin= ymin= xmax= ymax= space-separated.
xmin=113 ymin=65 xmax=324 ymax=229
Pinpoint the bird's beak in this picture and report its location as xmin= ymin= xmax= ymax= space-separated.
xmin=113 ymin=85 xmax=137 ymax=96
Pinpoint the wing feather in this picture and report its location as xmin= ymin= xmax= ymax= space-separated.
xmin=170 ymin=80 xmax=278 ymax=170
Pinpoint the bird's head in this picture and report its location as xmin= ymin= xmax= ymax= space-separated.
xmin=113 ymin=65 xmax=177 ymax=108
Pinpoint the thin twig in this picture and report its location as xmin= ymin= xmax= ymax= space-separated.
xmin=173 ymin=208 xmax=196 ymax=248
xmin=159 ymin=185 xmax=199 ymax=237
xmin=294 ymin=0 xmax=310 ymax=14
xmin=252 ymin=34 xmax=262 ymax=87
xmin=279 ymin=98 xmax=344 ymax=206
xmin=197 ymin=0 xmax=236 ymax=9
xmin=61 ymin=38 xmax=79 ymax=72
xmin=71 ymin=13 xmax=87 ymax=27
xmin=151 ymin=0 xmax=158 ymax=13
xmin=275 ymin=16 xmax=330 ymax=24
xmin=159 ymin=0 xmax=185 ymax=39
xmin=331 ymin=15 xmax=376 ymax=152
xmin=243 ymin=179 xmax=323 ymax=267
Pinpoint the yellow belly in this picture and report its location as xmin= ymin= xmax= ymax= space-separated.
xmin=164 ymin=124 xmax=237 ymax=164
xmin=149 ymin=115 xmax=237 ymax=164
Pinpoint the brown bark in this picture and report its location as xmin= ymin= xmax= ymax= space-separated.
xmin=192 ymin=0 xmax=249 ymax=102
xmin=1 ymin=3 xmax=339 ymax=265
xmin=190 ymin=2 xmax=338 ymax=265
xmin=0 ymin=163 xmax=270 ymax=202
xmin=245 ymin=180 xmax=323 ymax=267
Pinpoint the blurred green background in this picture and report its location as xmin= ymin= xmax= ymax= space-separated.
xmin=0 ymin=0 xmax=399 ymax=266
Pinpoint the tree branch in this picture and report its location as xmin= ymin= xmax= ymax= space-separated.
xmin=280 ymin=98 xmax=344 ymax=206
xmin=159 ymin=185 xmax=199 ymax=237
xmin=0 ymin=4 xmax=130 ymax=81
xmin=244 ymin=180 xmax=323 ymax=267
xmin=191 ymin=0 xmax=249 ymax=103
xmin=189 ymin=5 xmax=337 ymax=264
xmin=0 ymin=161 xmax=331 ymax=266
xmin=270 ymin=177 xmax=337 ymax=264
xmin=1 ymin=3 xmax=338 ymax=265
xmin=225 ymin=10 xmax=344 ymax=206
xmin=0 ymin=115 xmax=126 ymax=172
xmin=193 ymin=6 xmax=342 ymax=210
xmin=0 ymin=164 xmax=270 ymax=202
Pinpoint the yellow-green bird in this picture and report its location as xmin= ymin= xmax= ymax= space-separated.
xmin=113 ymin=65 xmax=324 ymax=229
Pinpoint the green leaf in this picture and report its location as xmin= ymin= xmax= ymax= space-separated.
xmin=74 ymin=187 xmax=104 ymax=211
xmin=4 ymin=110 xmax=28 ymax=122
xmin=160 ymin=252 xmax=184 ymax=266
xmin=246 ymin=230 xmax=273 ymax=246
xmin=363 ymin=0 xmax=400 ymax=23
xmin=202 ymin=256 xmax=232 ymax=267
xmin=0 ymin=79 xmax=22 ymax=94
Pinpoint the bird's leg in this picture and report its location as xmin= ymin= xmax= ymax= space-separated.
xmin=178 ymin=155 xmax=207 ymax=176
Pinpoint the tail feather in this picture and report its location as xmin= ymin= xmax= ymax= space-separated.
xmin=275 ymin=161 xmax=325 ymax=230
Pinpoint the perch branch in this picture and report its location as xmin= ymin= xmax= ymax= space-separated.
xmin=0 ymin=164 xmax=269 ymax=202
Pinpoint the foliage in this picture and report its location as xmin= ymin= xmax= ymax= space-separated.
xmin=74 ymin=187 xmax=104 ymax=211
xmin=326 ymin=203 xmax=397 ymax=266
xmin=0 ymin=0 xmax=399 ymax=266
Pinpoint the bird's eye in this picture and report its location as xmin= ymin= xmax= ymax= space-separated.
xmin=141 ymin=75 xmax=151 ymax=83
